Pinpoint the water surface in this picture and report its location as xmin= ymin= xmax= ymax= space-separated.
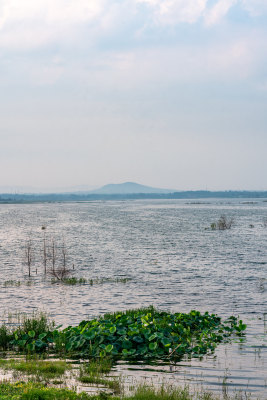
xmin=0 ymin=199 xmax=266 ymax=397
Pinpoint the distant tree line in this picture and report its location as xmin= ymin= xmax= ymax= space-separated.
xmin=0 ymin=191 xmax=267 ymax=203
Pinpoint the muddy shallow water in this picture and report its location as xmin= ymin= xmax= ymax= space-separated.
xmin=0 ymin=199 xmax=266 ymax=397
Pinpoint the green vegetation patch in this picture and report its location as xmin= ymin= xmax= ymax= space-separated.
xmin=0 ymin=325 xmax=13 ymax=350
xmin=79 ymin=358 xmax=120 ymax=394
xmin=56 ymin=307 xmax=246 ymax=360
xmin=0 ymin=381 xmax=249 ymax=400
xmin=3 ymin=307 xmax=246 ymax=361
xmin=128 ymin=385 xmax=213 ymax=400
xmin=0 ymin=381 xmax=94 ymax=400
xmin=0 ymin=359 xmax=70 ymax=379
xmin=81 ymin=358 xmax=113 ymax=375
xmin=0 ymin=381 xmax=217 ymax=400
xmin=79 ymin=375 xmax=120 ymax=394
xmin=51 ymin=277 xmax=132 ymax=285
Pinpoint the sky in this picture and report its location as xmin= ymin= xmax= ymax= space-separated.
xmin=0 ymin=0 xmax=267 ymax=192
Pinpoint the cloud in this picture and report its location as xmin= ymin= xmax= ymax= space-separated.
xmin=204 ymin=0 xmax=238 ymax=26
xmin=137 ymin=0 xmax=208 ymax=24
xmin=1 ymin=0 xmax=267 ymax=52
xmin=0 ymin=0 xmax=106 ymax=49
xmin=0 ymin=0 xmax=104 ymax=26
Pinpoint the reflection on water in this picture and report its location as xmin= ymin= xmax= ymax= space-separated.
xmin=0 ymin=199 xmax=266 ymax=397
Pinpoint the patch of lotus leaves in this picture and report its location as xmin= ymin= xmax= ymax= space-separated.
xmin=10 ymin=307 xmax=246 ymax=361
xmin=55 ymin=307 xmax=246 ymax=360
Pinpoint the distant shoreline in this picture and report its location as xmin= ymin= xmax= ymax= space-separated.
xmin=1 ymin=191 xmax=267 ymax=204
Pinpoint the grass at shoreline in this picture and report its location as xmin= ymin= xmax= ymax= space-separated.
xmin=0 ymin=381 xmax=252 ymax=400
xmin=0 ymin=359 xmax=70 ymax=379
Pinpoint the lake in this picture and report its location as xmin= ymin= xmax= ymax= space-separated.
xmin=0 ymin=199 xmax=266 ymax=397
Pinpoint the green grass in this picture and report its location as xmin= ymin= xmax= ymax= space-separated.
xmin=79 ymin=358 xmax=120 ymax=394
xmin=17 ymin=312 xmax=54 ymax=338
xmin=82 ymin=358 xmax=113 ymax=375
xmin=128 ymin=385 xmax=202 ymax=400
xmin=0 ymin=381 xmax=96 ymax=399
xmin=3 ymin=280 xmax=21 ymax=287
xmin=62 ymin=277 xmax=87 ymax=285
xmin=79 ymin=375 xmax=121 ymax=393
xmin=52 ymin=277 xmax=132 ymax=285
xmin=0 ymin=359 xmax=70 ymax=379
xmin=0 ymin=381 xmax=249 ymax=400
xmin=128 ymin=385 xmax=247 ymax=400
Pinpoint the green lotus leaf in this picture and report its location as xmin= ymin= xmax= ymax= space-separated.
xmin=109 ymin=326 xmax=116 ymax=334
xmin=149 ymin=342 xmax=158 ymax=350
xmin=105 ymin=344 xmax=114 ymax=353
xmin=117 ymin=328 xmax=127 ymax=335
xmin=35 ymin=339 xmax=45 ymax=348
xmin=83 ymin=331 xmax=96 ymax=340
xmin=39 ymin=333 xmax=47 ymax=340
xmin=27 ymin=342 xmax=35 ymax=351
xmin=133 ymin=336 xmax=143 ymax=343
xmin=161 ymin=337 xmax=172 ymax=347
xmin=122 ymin=340 xmax=132 ymax=349
xmin=148 ymin=333 xmax=157 ymax=341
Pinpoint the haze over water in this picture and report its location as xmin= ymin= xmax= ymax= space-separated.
xmin=0 ymin=199 xmax=266 ymax=397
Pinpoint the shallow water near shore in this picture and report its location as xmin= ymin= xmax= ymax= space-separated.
xmin=0 ymin=199 xmax=266 ymax=397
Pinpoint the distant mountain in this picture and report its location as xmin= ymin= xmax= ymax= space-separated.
xmin=90 ymin=182 xmax=175 ymax=194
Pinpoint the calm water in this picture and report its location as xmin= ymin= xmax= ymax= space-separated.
xmin=0 ymin=199 xmax=266 ymax=397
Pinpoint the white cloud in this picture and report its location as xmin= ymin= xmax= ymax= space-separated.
xmin=1 ymin=0 xmax=267 ymax=52
xmin=0 ymin=0 xmax=267 ymax=57
xmin=0 ymin=0 xmax=104 ymax=26
xmin=137 ymin=0 xmax=208 ymax=24
xmin=204 ymin=0 xmax=237 ymax=26
xmin=0 ymin=0 xmax=106 ymax=49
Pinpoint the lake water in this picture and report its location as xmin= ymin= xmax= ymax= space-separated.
xmin=0 ymin=199 xmax=266 ymax=397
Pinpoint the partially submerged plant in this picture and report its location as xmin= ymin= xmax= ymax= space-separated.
xmin=24 ymin=238 xmax=34 ymax=277
xmin=48 ymin=238 xmax=72 ymax=281
xmin=79 ymin=357 xmax=120 ymax=394
xmin=0 ymin=359 xmax=70 ymax=379
xmin=211 ymin=215 xmax=234 ymax=230
xmin=41 ymin=225 xmax=47 ymax=274
xmin=4 ymin=280 xmax=21 ymax=287
xmin=50 ymin=277 xmax=132 ymax=286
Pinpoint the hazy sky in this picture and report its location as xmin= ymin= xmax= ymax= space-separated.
xmin=1 ymin=0 xmax=267 ymax=191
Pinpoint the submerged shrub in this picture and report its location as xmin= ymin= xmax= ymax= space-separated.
xmin=211 ymin=215 xmax=234 ymax=230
